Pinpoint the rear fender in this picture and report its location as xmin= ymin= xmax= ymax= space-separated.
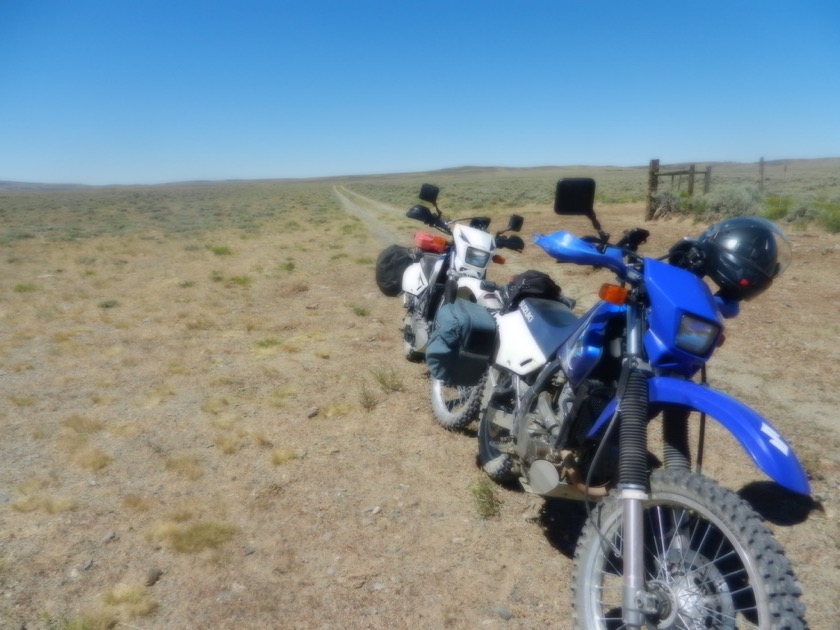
xmin=588 ymin=376 xmax=810 ymax=495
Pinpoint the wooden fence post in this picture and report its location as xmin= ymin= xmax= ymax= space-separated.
xmin=688 ymin=164 xmax=696 ymax=196
xmin=704 ymin=166 xmax=712 ymax=194
xmin=759 ymin=157 xmax=765 ymax=191
xmin=645 ymin=159 xmax=660 ymax=221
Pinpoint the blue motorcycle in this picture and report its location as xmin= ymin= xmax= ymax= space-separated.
xmin=477 ymin=178 xmax=808 ymax=629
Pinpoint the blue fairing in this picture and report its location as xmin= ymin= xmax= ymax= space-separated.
xmin=587 ymin=377 xmax=810 ymax=495
xmin=643 ymin=259 xmax=724 ymax=374
xmin=534 ymin=231 xmax=628 ymax=276
xmin=559 ymin=301 xmax=624 ymax=385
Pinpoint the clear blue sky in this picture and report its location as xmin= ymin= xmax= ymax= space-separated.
xmin=1 ymin=1 xmax=838 ymax=185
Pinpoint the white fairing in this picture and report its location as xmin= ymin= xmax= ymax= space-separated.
xmin=402 ymin=258 xmax=442 ymax=297
xmin=451 ymin=224 xmax=496 ymax=278
xmin=494 ymin=309 xmax=547 ymax=376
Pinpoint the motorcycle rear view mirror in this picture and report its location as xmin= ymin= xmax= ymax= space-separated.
xmin=500 ymin=235 xmax=525 ymax=252
xmin=554 ymin=177 xmax=606 ymax=236
xmin=554 ymin=178 xmax=596 ymax=216
xmin=505 ymin=214 xmax=524 ymax=233
xmin=418 ymin=183 xmax=440 ymax=206
xmin=406 ymin=204 xmax=435 ymax=225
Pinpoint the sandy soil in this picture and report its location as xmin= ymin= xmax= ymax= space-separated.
xmin=1 ymin=189 xmax=838 ymax=629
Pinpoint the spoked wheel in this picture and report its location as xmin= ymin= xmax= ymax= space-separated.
xmin=477 ymin=368 xmax=517 ymax=482
xmin=573 ymin=469 xmax=806 ymax=629
xmin=429 ymin=372 xmax=485 ymax=431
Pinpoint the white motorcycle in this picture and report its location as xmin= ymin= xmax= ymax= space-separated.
xmin=401 ymin=183 xmax=524 ymax=430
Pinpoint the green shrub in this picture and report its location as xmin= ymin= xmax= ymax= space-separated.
xmin=13 ymin=283 xmax=40 ymax=293
xmin=470 ymin=477 xmax=501 ymax=519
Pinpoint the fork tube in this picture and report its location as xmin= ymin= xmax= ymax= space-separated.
xmin=620 ymin=305 xmax=649 ymax=629
xmin=696 ymin=365 xmax=708 ymax=474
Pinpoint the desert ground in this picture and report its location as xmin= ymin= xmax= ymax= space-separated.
xmin=1 ymin=171 xmax=839 ymax=629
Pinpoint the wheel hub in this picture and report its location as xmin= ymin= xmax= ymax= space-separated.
xmin=645 ymin=547 xmax=736 ymax=630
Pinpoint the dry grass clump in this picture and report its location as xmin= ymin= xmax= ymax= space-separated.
xmin=49 ymin=610 xmax=119 ymax=630
xmin=146 ymin=519 xmax=236 ymax=554
xmin=164 ymin=455 xmax=204 ymax=480
xmin=63 ymin=414 xmax=104 ymax=434
xmin=56 ymin=432 xmax=112 ymax=471
xmin=359 ymin=382 xmax=378 ymax=411
xmin=214 ymin=433 xmax=242 ymax=454
xmin=122 ymin=494 xmax=155 ymax=511
xmin=208 ymin=413 xmax=238 ymax=430
xmin=12 ymin=495 xmax=78 ymax=514
xmin=470 ymin=476 xmax=502 ymax=520
xmin=372 ymin=365 xmax=404 ymax=392
xmin=270 ymin=448 xmax=299 ymax=466
xmin=248 ymin=429 xmax=274 ymax=448
xmin=200 ymin=396 xmax=230 ymax=415
xmin=75 ymin=445 xmax=113 ymax=471
xmin=269 ymin=386 xmax=297 ymax=408
xmin=321 ymin=402 xmax=350 ymax=418
xmin=101 ymin=583 xmax=157 ymax=619
xmin=8 ymin=395 xmax=35 ymax=407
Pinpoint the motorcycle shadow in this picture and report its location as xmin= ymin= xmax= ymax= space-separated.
xmin=470 ymin=456 xmax=592 ymax=559
xmin=738 ymin=481 xmax=821 ymax=526
xmin=538 ymin=498 xmax=590 ymax=559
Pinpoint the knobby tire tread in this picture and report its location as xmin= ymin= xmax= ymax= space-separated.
xmin=572 ymin=469 xmax=806 ymax=629
xmin=429 ymin=372 xmax=486 ymax=431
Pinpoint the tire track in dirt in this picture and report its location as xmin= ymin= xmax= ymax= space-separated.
xmin=333 ymin=186 xmax=404 ymax=244
xmin=336 ymin=186 xmax=406 ymax=218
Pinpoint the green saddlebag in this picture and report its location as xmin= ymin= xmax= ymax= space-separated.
xmin=426 ymin=298 xmax=496 ymax=386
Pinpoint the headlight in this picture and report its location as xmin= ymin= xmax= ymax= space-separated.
xmin=675 ymin=314 xmax=720 ymax=355
xmin=465 ymin=247 xmax=491 ymax=268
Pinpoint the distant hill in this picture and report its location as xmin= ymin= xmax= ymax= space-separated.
xmin=0 ymin=181 xmax=92 ymax=192
xmin=2 ymin=157 xmax=837 ymax=190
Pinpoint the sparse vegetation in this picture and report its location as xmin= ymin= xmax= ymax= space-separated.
xmin=13 ymin=283 xmax=40 ymax=292
xmin=372 ymin=365 xmax=404 ymax=392
xmin=101 ymin=583 xmax=157 ymax=619
xmin=0 ymin=163 xmax=837 ymax=627
xmin=359 ymin=381 xmax=378 ymax=411
xmin=256 ymin=337 xmax=283 ymax=348
xmin=63 ymin=414 xmax=103 ymax=433
xmin=164 ymin=455 xmax=204 ymax=480
xmin=270 ymin=447 xmax=299 ymax=465
xmin=470 ymin=476 xmax=501 ymax=519
xmin=227 ymin=274 xmax=252 ymax=287
xmin=146 ymin=519 xmax=235 ymax=553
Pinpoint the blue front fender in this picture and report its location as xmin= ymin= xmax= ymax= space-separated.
xmin=589 ymin=376 xmax=810 ymax=495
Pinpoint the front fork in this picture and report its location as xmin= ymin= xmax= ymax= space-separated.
xmin=619 ymin=305 xmax=650 ymax=629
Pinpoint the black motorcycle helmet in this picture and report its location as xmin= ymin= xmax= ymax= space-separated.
xmin=698 ymin=216 xmax=791 ymax=301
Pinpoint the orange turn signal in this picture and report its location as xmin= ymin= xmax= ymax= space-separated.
xmin=492 ymin=254 xmax=506 ymax=264
xmin=599 ymin=283 xmax=629 ymax=305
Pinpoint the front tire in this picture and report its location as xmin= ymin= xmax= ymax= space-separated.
xmin=477 ymin=369 xmax=517 ymax=482
xmin=573 ymin=469 xmax=806 ymax=629
xmin=429 ymin=372 xmax=485 ymax=431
